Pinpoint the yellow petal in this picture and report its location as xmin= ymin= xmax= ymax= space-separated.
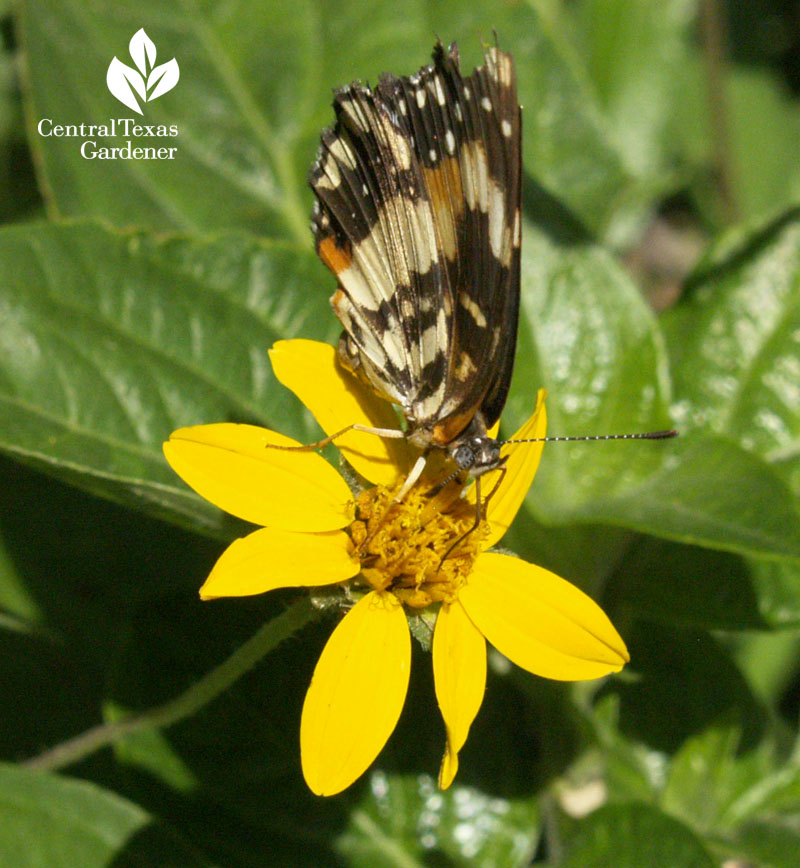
xmin=163 ymin=423 xmax=353 ymax=532
xmin=459 ymin=552 xmax=629 ymax=681
xmin=199 ymin=527 xmax=359 ymax=600
xmin=301 ymin=591 xmax=410 ymax=796
xmin=477 ymin=390 xmax=547 ymax=548
xmin=433 ymin=600 xmax=486 ymax=790
xmin=269 ymin=339 xmax=410 ymax=485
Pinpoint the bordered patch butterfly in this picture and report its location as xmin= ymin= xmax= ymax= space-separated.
xmin=295 ymin=41 xmax=675 ymax=522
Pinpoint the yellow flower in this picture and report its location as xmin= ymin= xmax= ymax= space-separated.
xmin=163 ymin=339 xmax=629 ymax=796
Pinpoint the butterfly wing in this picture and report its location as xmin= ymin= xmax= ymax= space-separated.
xmin=381 ymin=43 xmax=521 ymax=444
xmin=310 ymin=42 xmax=520 ymax=446
xmin=310 ymin=64 xmax=453 ymax=415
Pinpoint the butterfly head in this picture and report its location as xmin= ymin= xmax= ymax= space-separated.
xmin=449 ymin=434 xmax=506 ymax=477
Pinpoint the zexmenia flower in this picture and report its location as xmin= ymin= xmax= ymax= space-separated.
xmin=163 ymin=338 xmax=629 ymax=796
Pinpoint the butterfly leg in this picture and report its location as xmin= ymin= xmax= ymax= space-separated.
xmin=265 ymin=423 xmax=406 ymax=452
xmin=438 ymin=465 xmax=507 ymax=567
xmin=438 ymin=475 xmax=484 ymax=566
xmin=393 ymin=453 xmax=429 ymax=501
xmin=481 ymin=465 xmax=507 ymax=511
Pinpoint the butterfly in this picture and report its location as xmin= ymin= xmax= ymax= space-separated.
xmin=306 ymin=41 xmax=675 ymax=514
xmin=309 ymin=40 xmax=521 ymax=502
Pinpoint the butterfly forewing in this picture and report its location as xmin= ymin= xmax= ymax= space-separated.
xmin=310 ymin=41 xmax=521 ymax=461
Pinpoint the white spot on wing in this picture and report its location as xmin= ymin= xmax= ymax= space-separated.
xmin=340 ymin=97 xmax=367 ymax=127
xmin=416 ymin=89 xmax=426 ymax=108
xmin=458 ymin=141 xmax=491 ymax=212
xmin=420 ymin=323 xmax=440 ymax=366
xmin=415 ymin=377 xmax=447 ymax=419
xmin=408 ymin=197 xmax=438 ymax=273
xmin=337 ymin=264 xmax=381 ymax=312
xmin=381 ymin=327 xmax=407 ymax=370
xmin=315 ymin=154 xmax=341 ymax=190
xmin=433 ymin=76 xmax=446 ymax=106
xmin=329 ymin=137 xmax=356 ymax=168
xmin=454 ymin=351 xmax=477 ymax=382
xmin=380 ymin=118 xmax=411 ymax=170
xmin=474 ymin=142 xmax=489 ymax=211
xmin=481 ymin=96 xmax=492 ymax=112
xmin=445 ymin=130 xmax=455 ymax=153
xmin=460 ymin=294 xmax=487 ymax=328
xmin=488 ymin=180 xmax=509 ymax=264
xmin=501 ymin=119 xmax=512 ymax=137
xmin=334 ymin=293 xmax=393 ymax=380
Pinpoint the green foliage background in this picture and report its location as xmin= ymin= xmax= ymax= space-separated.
xmin=1 ymin=1 xmax=800 ymax=865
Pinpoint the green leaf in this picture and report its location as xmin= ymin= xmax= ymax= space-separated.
xmin=592 ymin=703 xmax=800 ymax=867
xmin=0 ymin=763 xmax=216 ymax=868
xmin=661 ymin=724 xmax=749 ymax=834
xmin=579 ymin=0 xmax=694 ymax=174
xmin=510 ymin=220 xmax=800 ymax=562
xmin=591 ymin=694 xmax=665 ymax=804
xmin=0 ymin=529 xmax=43 ymax=631
xmin=734 ymin=630 xmax=800 ymax=701
xmin=0 ymin=220 xmax=337 ymax=535
xmin=560 ymin=802 xmax=716 ymax=868
xmin=613 ymin=622 xmax=764 ymax=754
xmin=336 ymin=774 xmax=540 ymax=868
xmin=104 ymin=701 xmax=199 ymax=794
xmin=577 ymin=434 xmax=800 ymax=561
xmin=662 ymin=210 xmax=800 ymax=603
xmin=20 ymin=0 xmax=310 ymax=239
xmin=616 ymin=538 xmax=800 ymax=631
xmin=666 ymin=210 xmax=800 ymax=463
xmin=571 ymin=0 xmax=696 ymax=242
xmin=747 ymin=559 xmax=800 ymax=628
xmin=728 ymin=764 xmax=800 ymax=824
xmin=512 ymin=219 xmax=672 ymax=438
xmin=612 ymin=538 xmax=768 ymax=630
xmin=734 ymin=821 xmax=800 ymax=868
xmin=19 ymin=0 xmax=660 ymax=239
xmin=727 ymin=70 xmax=800 ymax=223
xmin=678 ymin=60 xmax=800 ymax=227
xmin=661 ymin=727 xmax=800 ymax=868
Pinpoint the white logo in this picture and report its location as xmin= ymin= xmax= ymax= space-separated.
xmin=106 ymin=29 xmax=179 ymax=115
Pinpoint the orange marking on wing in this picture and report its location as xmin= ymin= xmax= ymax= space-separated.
xmin=431 ymin=407 xmax=478 ymax=446
xmin=318 ymin=235 xmax=352 ymax=275
xmin=423 ymin=157 xmax=463 ymax=262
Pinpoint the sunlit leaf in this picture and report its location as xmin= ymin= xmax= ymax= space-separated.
xmin=0 ymin=764 xmax=216 ymax=868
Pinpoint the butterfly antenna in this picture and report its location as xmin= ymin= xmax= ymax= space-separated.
xmin=499 ymin=429 xmax=678 ymax=445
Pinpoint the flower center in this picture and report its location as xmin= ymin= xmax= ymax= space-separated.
xmin=348 ymin=480 xmax=487 ymax=609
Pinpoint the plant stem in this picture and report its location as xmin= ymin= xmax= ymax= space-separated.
xmin=700 ymin=0 xmax=739 ymax=224
xmin=23 ymin=598 xmax=318 ymax=772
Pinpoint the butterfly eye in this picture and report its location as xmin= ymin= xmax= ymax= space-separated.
xmin=453 ymin=444 xmax=476 ymax=470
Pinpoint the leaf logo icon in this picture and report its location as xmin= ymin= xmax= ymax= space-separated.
xmin=106 ymin=29 xmax=180 ymax=115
